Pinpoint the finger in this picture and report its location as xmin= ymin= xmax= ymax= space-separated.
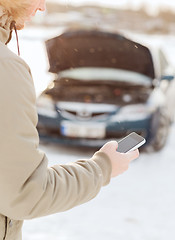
xmin=108 ymin=141 xmax=118 ymax=151
xmin=126 ymin=149 xmax=139 ymax=162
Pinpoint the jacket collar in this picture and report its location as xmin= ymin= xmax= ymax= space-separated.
xmin=0 ymin=6 xmax=13 ymax=44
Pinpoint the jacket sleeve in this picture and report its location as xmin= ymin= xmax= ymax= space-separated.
xmin=0 ymin=58 xmax=112 ymax=220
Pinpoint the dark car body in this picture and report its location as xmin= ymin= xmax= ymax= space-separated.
xmin=37 ymin=30 xmax=175 ymax=150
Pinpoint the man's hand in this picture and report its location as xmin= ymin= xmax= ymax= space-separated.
xmin=99 ymin=141 xmax=139 ymax=178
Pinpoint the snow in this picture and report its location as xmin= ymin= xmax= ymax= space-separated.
xmin=49 ymin=0 xmax=175 ymax=11
xmin=7 ymin=10 xmax=175 ymax=240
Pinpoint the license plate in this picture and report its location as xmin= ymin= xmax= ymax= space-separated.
xmin=61 ymin=121 xmax=105 ymax=139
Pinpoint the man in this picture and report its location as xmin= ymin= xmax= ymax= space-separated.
xmin=0 ymin=0 xmax=139 ymax=239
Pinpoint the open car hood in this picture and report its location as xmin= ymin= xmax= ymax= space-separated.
xmin=45 ymin=30 xmax=155 ymax=79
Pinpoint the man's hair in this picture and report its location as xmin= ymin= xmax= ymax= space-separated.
xmin=0 ymin=0 xmax=32 ymax=29
xmin=0 ymin=0 xmax=31 ymax=19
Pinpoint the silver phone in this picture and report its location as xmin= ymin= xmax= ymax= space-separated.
xmin=117 ymin=132 xmax=146 ymax=153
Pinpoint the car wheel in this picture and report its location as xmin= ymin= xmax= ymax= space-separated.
xmin=152 ymin=110 xmax=170 ymax=151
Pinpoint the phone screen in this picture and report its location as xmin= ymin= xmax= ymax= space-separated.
xmin=117 ymin=132 xmax=145 ymax=153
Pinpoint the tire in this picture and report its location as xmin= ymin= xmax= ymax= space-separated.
xmin=151 ymin=110 xmax=170 ymax=151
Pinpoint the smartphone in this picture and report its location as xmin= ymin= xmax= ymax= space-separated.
xmin=117 ymin=132 xmax=146 ymax=153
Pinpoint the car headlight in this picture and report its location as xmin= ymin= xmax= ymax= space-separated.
xmin=111 ymin=104 xmax=155 ymax=122
xmin=36 ymin=95 xmax=57 ymax=118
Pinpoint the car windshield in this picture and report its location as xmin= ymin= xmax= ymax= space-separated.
xmin=58 ymin=67 xmax=152 ymax=87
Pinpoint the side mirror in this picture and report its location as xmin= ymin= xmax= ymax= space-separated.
xmin=160 ymin=75 xmax=174 ymax=81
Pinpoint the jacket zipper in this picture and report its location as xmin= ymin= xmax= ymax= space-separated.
xmin=3 ymin=216 xmax=8 ymax=240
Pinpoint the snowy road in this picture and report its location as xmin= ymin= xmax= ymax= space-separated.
xmin=23 ymin=123 xmax=175 ymax=240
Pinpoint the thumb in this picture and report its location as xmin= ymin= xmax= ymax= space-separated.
xmin=100 ymin=141 xmax=118 ymax=152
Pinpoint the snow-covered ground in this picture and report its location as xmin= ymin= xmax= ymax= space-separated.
xmin=7 ymin=12 xmax=175 ymax=240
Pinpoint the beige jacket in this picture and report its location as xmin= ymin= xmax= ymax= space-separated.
xmin=0 ymin=8 xmax=112 ymax=240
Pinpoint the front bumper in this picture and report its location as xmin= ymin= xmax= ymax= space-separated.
xmin=37 ymin=114 xmax=152 ymax=148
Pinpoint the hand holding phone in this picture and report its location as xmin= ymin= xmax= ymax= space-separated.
xmin=117 ymin=132 xmax=146 ymax=153
xmin=99 ymin=137 xmax=140 ymax=178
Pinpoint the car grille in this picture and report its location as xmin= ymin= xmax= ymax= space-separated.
xmin=65 ymin=110 xmax=109 ymax=119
